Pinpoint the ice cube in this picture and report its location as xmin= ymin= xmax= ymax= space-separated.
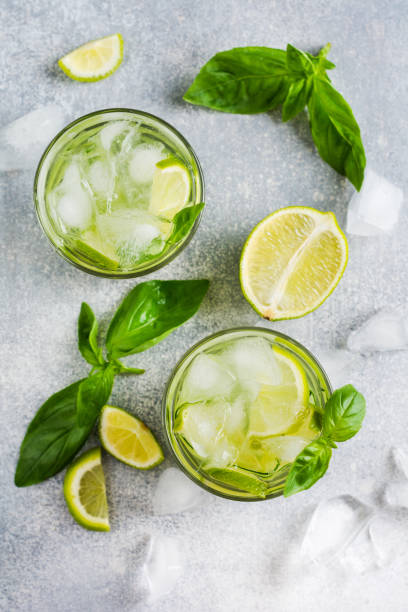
xmin=301 ymin=495 xmax=372 ymax=564
xmin=347 ymin=307 xmax=408 ymax=353
xmin=391 ymin=447 xmax=408 ymax=479
xmin=384 ymin=482 xmax=408 ymax=508
xmin=129 ymin=144 xmax=165 ymax=183
xmin=180 ymin=353 xmax=235 ymax=402
xmin=57 ymin=190 xmax=92 ymax=230
xmin=369 ymin=514 xmax=408 ymax=567
xmin=99 ymin=121 xmax=128 ymax=150
xmin=143 ymin=535 xmax=183 ymax=602
xmin=0 ymin=105 xmax=67 ymax=171
xmin=153 ymin=468 xmax=203 ymax=515
xmin=314 ymin=348 xmax=353 ymax=389
xmin=346 ymin=168 xmax=403 ymax=236
xmin=88 ymin=160 xmax=111 ymax=193
xmin=222 ymin=337 xmax=282 ymax=387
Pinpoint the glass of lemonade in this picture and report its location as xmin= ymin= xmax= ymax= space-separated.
xmin=34 ymin=109 xmax=204 ymax=277
xmin=163 ymin=328 xmax=331 ymax=500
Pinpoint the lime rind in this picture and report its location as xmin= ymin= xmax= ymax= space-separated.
xmin=63 ymin=447 xmax=110 ymax=532
xmin=58 ymin=33 xmax=124 ymax=82
xmin=99 ymin=405 xmax=164 ymax=469
xmin=239 ymin=206 xmax=348 ymax=321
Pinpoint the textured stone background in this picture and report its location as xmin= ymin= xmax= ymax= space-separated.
xmin=1 ymin=1 xmax=407 ymax=610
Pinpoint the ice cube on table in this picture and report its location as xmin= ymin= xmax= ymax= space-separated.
xmin=180 ymin=353 xmax=235 ymax=402
xmin=346 ymin=167 xmax=403 ymax=236
xmin=153 ymin=468 xmax=203 ymax=515
xmin=347 ymin=307 xmax=408 ymax=353
xmin=143 ymin=535 xmax=183 ymax=602
xmin=369 ymin=514 xmax=408 ymax=567
xmin=222 ymin=337 xmax=282 ymax=386
xmin=0 ymin=105 xmax=67 ymax=171
xmin=384 ymin=482 xmax=408 ymax=508
xmin=301 ymin=495 xmax=372 ymax=564
xmin=391 ymin=447 xmax=408 ymax=479
xmin=129 ymin=144 xmax=166 ymax=183
xmin=314 ymin=348 xmax=353 ymax=389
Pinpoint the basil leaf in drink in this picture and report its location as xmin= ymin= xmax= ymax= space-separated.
xmin=15 ymin=381 xmax=93 ymax=487
xmin=167 ymin=203 xmax=205 ymax=245
xmin=76 ymin=365 xmax=115 ymax=427
xmin=322 ymin=384 xmax=366 ymax=442
xmin=78 ymin=302 xmax=104 ymax=367
xmin=308 ymin=78 xmax=366 ymax=191
xmin=282 ymin=78 xmax=312 ymax=122
xmin=106 ymin=279 xmax=210 ymax=360
xmin=284 ymin=438 xmax=332 ymax=497
xmin=184 ymin=47 xmax=291 ymax=114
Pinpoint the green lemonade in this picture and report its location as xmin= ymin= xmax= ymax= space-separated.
xmin=164 ymin=329 xmax=331 ymax=499
xmin=35 ymin=110 xmax=204 ymax=276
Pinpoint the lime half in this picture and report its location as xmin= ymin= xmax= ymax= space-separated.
xmin=240 ymin=206 xmax=348 ymax=320
xmin=58 ymin=34 xmax=123 ymax=82
xmin=99 ymin=405 xmax=164 ymax=469
xmin=63 ymin=447 xmax=110 ymax=531
xmin=149 ymin=157 xmax=191 ymax=220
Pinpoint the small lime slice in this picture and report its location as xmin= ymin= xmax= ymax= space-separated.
xmin=74 ymin=231 xmax=120 ymax=269
xmin=207 ymin=467 xmax=268 ymax=498
xmin=240 ymin=206 xmax=348 ymax=320
xmin=99 ymin=405 xmax=164 ymax=469
xmin=248 ymin=346 xmax=309 ymax=437
xmin=236 ymin=435 xmax=312 ymax=473
xmin=58 ymin=34 xmax=123 ymax=82
xmin=149 ymin=157 xmax=191 ymax=220
xmin=63 ymin=447 xmax=110 ymax=531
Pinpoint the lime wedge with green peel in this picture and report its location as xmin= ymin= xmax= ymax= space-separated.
xmin=149 ymin=157 xmax=191 ymax=220
xmin=248 ymin=346 xmax=309 ymax=437
xmin=236 ymin=435 xmax=312 ymax=474
xmin=99 ymin=405 xmax=164 ymax=469
xmin=240 ymin=206 xmax=348 ymax=320
xmin=58 ymin=34 xmax=123 ymax=82
xmin=208 ymin=467 xmax=268 ymax=498
xmin=63 ymin=447 xmax=110 ymax=531
xmin=75 ymin=231 xmax=119 ymax=269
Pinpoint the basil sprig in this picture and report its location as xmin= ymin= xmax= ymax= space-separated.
xmin=15 ymin=279 xmax=209 ymax=487
xmin=284 ymin=384 xmax=366 ymax=497
xmin=184 ymin=43 xmax=366 ymax=190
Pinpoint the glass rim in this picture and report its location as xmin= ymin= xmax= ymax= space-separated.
xmin=33 ymin=108 xmax=205 ymax=279
xmin=162 ymin=326 xmax=333 ymax=502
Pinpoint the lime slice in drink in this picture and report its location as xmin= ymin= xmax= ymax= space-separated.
xmin=63 ymin=447 xmax=110 ymax=531
xmin=240 ymin=206 xmax=348 ymax=320
xmin=248 ymin=346 xmax=309 ymax=437
xmin=58 ymin=34 xmax=124 ymax=82
xmin=149 ymin=157 xmax=191 ymax=220
xmin=207 ymin=467 xmax=268 ymax=498
xmin=99 ymin=405 xmax=164 ymax=469
xmin=75 ymin=231 xmax=119 ymax=269
xmin=236 ymin=435 xmax=311 ymax=474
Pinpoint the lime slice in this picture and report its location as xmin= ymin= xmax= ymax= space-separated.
xmin=236 ymin=435 xmax=311 ymax=474
xmin=75 ymin=231 xmax=119 ymax=268
xmin=207 ymin=467 xmax=267 ymax=498
xmin=63 ymin=447 xmax=110 ymax=531
xmin=240 ymin=206 xmax=348 ymax=320
xmin=58 ymin=34 xmax=123 ymax=82
xmin=149 ymin=157 xmax=191 ymax=220
xmin=99 ymin=405 xmax=164 ymax=469
xmin=248 ymin=346 xmax=309 ymax=437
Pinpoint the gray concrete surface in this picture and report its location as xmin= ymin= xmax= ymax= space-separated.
xmin=1 ymin=1 xmax=407 ymax=610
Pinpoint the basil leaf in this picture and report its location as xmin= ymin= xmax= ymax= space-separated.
xmin=106 ymin=279 xmax=209 ymax=360
xmin=282 ymin=78 xmax=312 ymax=122
xmin=286 ymin=44 xmax=314 ymax=77
xmin=111 ymin=359 xmax=145 ymax=376
xmin=284 ymin=439 xmax=332 ymax=497
xmin=78 ymin=302 xmax=104 ymax=367
xmin=307 ymin=78 xmax=366 ymax=190
xmin=322 ymin=384 xmax=366 ymax=442
xmin=15 ymin=381 xmax=93 ymax=487
xmin=167 ymin=203 xmax=205 ymax=245
xmin=76 ymin=366 xmax=115 ymax=427
xmin=184 ymin=47 xmax=291 ymax=114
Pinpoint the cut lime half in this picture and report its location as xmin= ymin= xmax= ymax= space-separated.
xmin=240 ymin=206 xmax=348 ymax=320
xmin=58 ymin=34 xmax=123 ymax=82
xmin=149 ymin=157 xmax=191 ymax=220
xmin=63 ymin=447 xmax=110 ymax=531
xmin=99 ymin=405 xmax=164 ymax=469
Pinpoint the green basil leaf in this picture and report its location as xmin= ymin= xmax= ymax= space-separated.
xmin=307 ymin=78 xmax=366 ymax=190
xmin=322 ymin=384 xmax=366 ymax=442
xmin=78 ymin=302 xmax=104 ymax=367
xmin=282 ymin=78 xmax=312 ymax=122
xmin=184 ymin=47 xmax=291 ymax=114
xmin=111 ymin=359 xmax=145 ymax=376
xmin=15 ymin=381 xmax=93 ymax=487
xmin=167 ymin=203 xmax=205 ymax=246
xmin=106 ymin=279 xmax=210 ymax=360
xmin=76 ymin=366 xmax=115 ymax=427
xmin=284 ymin=439 xmax=332 ymax=497
xmin=286 ymin=44 xmax=315 ymax=77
